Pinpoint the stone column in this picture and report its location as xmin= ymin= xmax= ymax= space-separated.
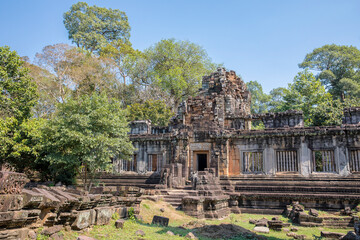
xmin=337 ymin=145 xmax=350 ymax=177
xmin=299 ymin=138 xmax=311 ymax=177
xmin=263 ymin=147 xmax=275 ymax=175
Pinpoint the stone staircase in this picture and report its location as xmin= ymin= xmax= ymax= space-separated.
xmin=158 ymin=188 xmax=197 ymax=208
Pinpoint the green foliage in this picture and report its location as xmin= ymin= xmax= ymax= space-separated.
xmin=246 ymin=81 xmax=271 ymax=114
xmin=112 ymin=212 xmax=120 ymax=221
xmin=299 ymin=44 xmax=360 ymax=99
xmin=0 ymin=46 xmax=38 ymax=120
xmin=268 ymin=87 xmax=286 ymax=112
xmin=145 ymin=39 xmax=218 ymax=110
xmin=310 ymin=97 xmax=360 ymax=126
xmin=63 ymin=2 xmax=131 ymax=52
xmin=142 ymin=203 xmax=150 ymax=210
xmin=128 ymin=207 xmax=136 ymax=221
xmin=127 ymin=99 xmax=174 ymax=126
xmin=279 ymin=69 xmax=332 ymax=126
xmin=0 ymin=46 xmax=42 ymax=173
xmin=100 ymin=40 xmax=142 ymax=85
xmin=40 ymin=93 xmax=134 ymax=189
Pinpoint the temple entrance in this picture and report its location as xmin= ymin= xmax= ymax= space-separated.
xmin=197 ymin=154 xmax=207 ymax=171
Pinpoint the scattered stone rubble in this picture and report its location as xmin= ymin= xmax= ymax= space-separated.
xmin=285 ymin=202 xmax=359 ymax=228
xmin=0 ymin=171 xmax=142 ymax=239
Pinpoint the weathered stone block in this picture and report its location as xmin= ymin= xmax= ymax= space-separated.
xmin=95 ymin=207 xmax=113 ymax=225
xmin=115 ymin=219 xmax=125 ymax=229
xmin=0 ymin=228 xmax=29 ymax=240
xmin=151 ymin=215 xmax=169 ymax=226
xmin=71 ymin=210 xmax=96 ymax=230
xmin=41 ymin=225 xmax=63 ymax=236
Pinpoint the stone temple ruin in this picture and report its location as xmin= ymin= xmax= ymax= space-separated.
xmin=1 ymin=68 xmax=360 ymax=238
xmin=109 ymin=68 xmax=360 ymax=219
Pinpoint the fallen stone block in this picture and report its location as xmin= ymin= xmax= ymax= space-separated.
xmin=186 ymin=232 xmax=198 ymax=239
xmin=287 ymin=232 xmax=306 ymax=239
xmin=253 ymin=226 xmax=269 ymax=234
xmin=95 ymin=207 xmax=114 ymax=225
xmin=309 ymin=208 xmax=319 ymax=217
xmin=151 ymin=215 xmax=169 ymax=227
xmin=339 ymin=231 xmax=359 ymax=240
xmin=135 ymin=229 xmax=145 ymax=236
xmin=77 ymin=236 xmax=98 ymax=240
xmin=115 ymin=219 xmax=125 ymax=229
xmin=0 ymin=228 xmax=29 ymax=240
xmin=255 ymin=218 xmax=268 ymax=227
xmin=28 ymin=230 xmax=37 ymax=239
xmin=71 ymin=210 xmax=96 ymax=230
xmin=41 ymin=225 xmax=63 ymax=236
xmin=321 ymin=231 xmax=345 ymax=239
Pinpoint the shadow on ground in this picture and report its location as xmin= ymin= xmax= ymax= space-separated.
xmin=136 ymin=220 xmax=285 ymax=240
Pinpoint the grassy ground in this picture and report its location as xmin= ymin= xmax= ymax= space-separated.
xmin=42 ymin=200 xmax=351 ymax=240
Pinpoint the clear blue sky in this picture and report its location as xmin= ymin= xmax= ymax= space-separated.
xmin=1 ymin=0 xmax=359 ymax=93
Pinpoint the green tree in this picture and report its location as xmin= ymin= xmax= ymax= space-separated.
xmin=310 ymin=98 xmax=360 ymax=126
xmin=0 ymin=46 xmax=37 ymax=120
xmin=127 ymin=99 xmax=174 ymax=126
xmin=0 ymin=46 xmax=39 ymax=173
xmin=268 ymin=87 xmax=286 ymax=112
xmin=146 ymin=39 xmax=218 ymax=110
xmin=246 ymin=81 xmax=271 ymax=114
xmin=64 ymin=2 xmax=131 ymax=52
xmin=279 ymin=69 xmax=332 ymax=126
xmin=100 ymin=40 xmax=142 ymax=85
xmin=40 ymin=93 xmax=133 ymax=189
xmin=299 ymin=44 xmax=360 ymax=99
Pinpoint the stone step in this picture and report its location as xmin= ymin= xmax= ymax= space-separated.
xmin=232 ymin=185 xmax=360 ymax=194
xmin=238 ymin=191 xmax=360 ymax=199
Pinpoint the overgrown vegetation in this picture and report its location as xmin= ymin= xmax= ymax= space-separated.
xmin=57 ymin=200 xmax=351 ymax=240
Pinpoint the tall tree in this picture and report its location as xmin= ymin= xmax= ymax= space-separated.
xmin=246 ymin=81 xmax=270 ymax=114
xmin=127 ymin=99 xmax=174 ymax=126
xmin=40 ymin=93 xmax=133 ymax=189
xmin=63 ymin=48 xmax=119 ymax=98
xmin=0 ymin=46 xmax=39 ymax=172
xmin=100 ymin=40 xmax=142 ymax=85
xmin=35 ymin=43 xmax=73 ymax=104
xmin=64 ymin=2 xmax=131 ymax=52
xmin=268 ymin=87 xmax=286 ymax=112
xmin=310 ymin=97 xmax=360 ymax=126
xmin=146 ymin=39 xmax=218 ymax=110
xmin=0 ymin=46 xmax=37 ymax=120
xmin=299 ymin=44 xmax=360 ymax=99
xmin=279 ymin=69 xmax=332 ymax=126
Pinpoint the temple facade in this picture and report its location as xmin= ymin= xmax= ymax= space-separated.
xmin=114 ymin=68 xmax=360 ymax=181
xmin=107 ymin=68 xmax=360 ymax=213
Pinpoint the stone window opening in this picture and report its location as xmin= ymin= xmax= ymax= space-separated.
xmin=349 ymin=149 xmax=360 ymax=172
xmin=242 ymin=151 xmax=263 ymax=173
xmin=312 ymin=150 xmax=336 ymax=172
xmin=147 ymin=154 xmax=162 ymax=173
xmin=276 ymin=150 xmax=298 ymax=172
xmin=118 ymin=154 xmax=137 ymax=172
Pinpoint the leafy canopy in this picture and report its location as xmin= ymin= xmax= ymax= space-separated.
xmin=0 ymin=46 xmax=38 ymax=120
xmin=279 ymin=69 xmax=332 ymax=126
xmin=145 ymin=39 xmax=218 ymax=109
xmin=41 ymin=93 xmax=134 ymax=189
xmin=127 ymin=99 xmax=174 ymax=127
xmin=299 ymin=44 xmax=360 ymax=99
xmin=64 ymin=2 xmax=131 ymax=52
xmin=246 ymin=81 xmax=271 ymax=114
